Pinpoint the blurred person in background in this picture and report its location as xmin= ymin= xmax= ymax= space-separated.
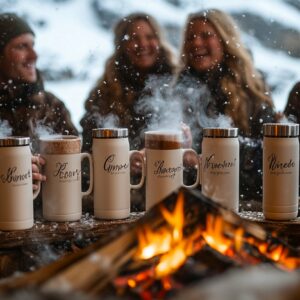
xmin=80 ymin=13 xmax=182 ymax=211
xmin=80 ymin=12 xmax=177 ymax=153
xmin=0 ymin=13 xmax=78 ymax=190
xmin=283 ymin=82 xmax=300 ymax=195
xmin=175 ymin=9 xmax=277 ymax=200
xmin=0 ymin=13 xmax=78 ymax=153
xmin=284 ymin=82 xmax=300 ymax=124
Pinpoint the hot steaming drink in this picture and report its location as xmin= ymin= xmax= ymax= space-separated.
xmin=145 ymin=130 xmax=199 ymax=210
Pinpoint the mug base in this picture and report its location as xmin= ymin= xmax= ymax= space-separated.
xmin=43 ymin=212 xmax=82 ymax=222
xmin=0 ymin=219 xmax=33 ymax=231
xmin=94 ymin=208 xmax=130 ymax=220
xmin=263 ymin=211 xmax=298 ymax=221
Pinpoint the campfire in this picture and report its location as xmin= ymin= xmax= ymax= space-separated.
xmin=0 ymin=188 xmax=300 ymax=299
xmin=112 ymin=190 xmax=300 ymax=299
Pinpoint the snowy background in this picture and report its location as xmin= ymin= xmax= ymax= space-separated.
xmin=1 ymin=0 xmax=300 ymax=131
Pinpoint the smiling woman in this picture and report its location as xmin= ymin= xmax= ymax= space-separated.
xmin=174 ymin=9 xmax=277 ymax=200
xmin=80 ymin=12 xmax=176 ymax=153
xmin=123 ymin=19 xmax=160 ymax=72
xmin=184 ymin=19 xmax=224 ymax=73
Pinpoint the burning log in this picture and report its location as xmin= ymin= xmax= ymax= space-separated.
xmin=0 ymin=188 xmax=299 ymax=298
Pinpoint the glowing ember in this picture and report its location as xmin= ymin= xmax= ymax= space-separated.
xmin=127 ymin=191 xmax=300 ymax=295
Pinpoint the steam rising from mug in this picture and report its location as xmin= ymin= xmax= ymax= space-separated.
xmin=0 ymin=120 xmax=12 ymax=137
xmin=135 ymin=75 xmax=233 ymax=135
xmin=86 ymin=111 xmax=120 ymax=129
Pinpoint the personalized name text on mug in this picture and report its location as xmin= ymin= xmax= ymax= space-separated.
xmin=103 ymin=154 xmax=129 ymax=174
xmin=53 ymin=161 xmax=81 ymax=181
xmin=0 ymin=166 xmax=31 ymax=184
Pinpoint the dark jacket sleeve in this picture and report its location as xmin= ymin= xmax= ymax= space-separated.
xmin=80 ymin=111 xmax=100 ymax=153
xmin=249 ymin=103 xmax=276 ymax=139
xmin=284 ymin=82 xmax=300 ymax=123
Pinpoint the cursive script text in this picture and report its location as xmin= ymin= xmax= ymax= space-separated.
xmin=268 ymin=153 xmax=295 ymax=171
xmin=104 ymin=154 xmax=129 ymax=174
xmin=203 ymin=154 xmax=236 ymax=170
xmin=0 ymin=167 xmax=31 ymax=184
xmin=153 ymin=160 xmax=181 ymax=179
xmin=53 ymin=162 xmax=81 ymax=181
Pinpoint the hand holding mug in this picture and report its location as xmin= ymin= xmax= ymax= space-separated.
xmin=31 ymin=155 xmax=46 ymax=191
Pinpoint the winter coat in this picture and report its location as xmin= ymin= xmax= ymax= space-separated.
xmin=174 ymin=69 xmax=276 ymax=200
xmin=0 ymin=74 xmax=78 ymax=152
xmin=175 ymin=69 xmax=276 ymax=152
xmin=284 ymin=82 xmax=300 ymax=124
xmin=80 ymin=64 xmax=174 ymax=153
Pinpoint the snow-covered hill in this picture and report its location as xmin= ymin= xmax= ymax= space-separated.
xmin=1 ymin=0 xmax=300 ymax=130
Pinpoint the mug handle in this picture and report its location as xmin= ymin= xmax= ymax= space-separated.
xmin=129 ymin=150 xmax=145 ymax=189
xmin=32 ymin=154 xmax=41 ymax=200
xmin=33 ymin=179 xmax=41 ymax=200
xmin=81 ymin=152 xmax=94 ymax=197
xmin=182 ymin=148 xmax=200 ymax=189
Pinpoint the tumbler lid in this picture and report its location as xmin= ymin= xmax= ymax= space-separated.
xmin=203 ymin=127 xmax=238 ymax=138
xmin=92 ymin=128 xmax=128 ymax=138
xmin=263 ymin=123 xmax=299 ymax=137
xmin=0 ymin=136 xmax=30 ymax=146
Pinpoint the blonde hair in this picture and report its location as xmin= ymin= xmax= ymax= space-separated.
xmin=85 ymin=13 xmax=176 ymax=112
xmin=180 ymin=9 xmax=274 ymax=134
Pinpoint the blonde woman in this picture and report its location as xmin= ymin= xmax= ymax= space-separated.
xmin=80 ymin=13 xmax=176 ymax=152
xmin=176 ymin=9 xmax=277 ymax=199
xmin=176 ymin=9 xmax=276 ymax=148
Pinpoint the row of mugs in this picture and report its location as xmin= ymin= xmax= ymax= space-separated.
xmin=0 ymin=128 xmax=239 ymax=230
xmin=0 ymin=123 xmax=298 ymax=230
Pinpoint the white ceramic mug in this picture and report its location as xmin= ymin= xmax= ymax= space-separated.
xmin=39 ymin=135 xmax=93 ymax=221
xmin=201 ymin=128 xmax=239 ymax=212
xmin=145 ymin=130 xmax=199 ymax=210
xmin=0 ymin=137 xmax=40 ymax=230
xmin=92 ymin=128 xmax=144 ymax=219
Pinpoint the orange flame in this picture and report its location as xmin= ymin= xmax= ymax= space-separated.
xmin=135 ymin=192 xmax=202 ymax=278
xmin=134 ymin=192 xmax=300 ymax=285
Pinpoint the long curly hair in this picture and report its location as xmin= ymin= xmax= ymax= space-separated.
xmin=85 ymin=13 xmax=176 ymax=112
xmin=179 ymin=9 xmax=274 ymax=134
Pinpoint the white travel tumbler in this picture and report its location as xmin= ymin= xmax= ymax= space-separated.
xmin=0 ymin=137 xmax=40 ymax=230
xmin=201 ymin=128 xmax=239 ymax=211
xmin=263 ymin=123 xmax=299 ymax=220
xmin=92 ymin=128 xmax=144 ymax=219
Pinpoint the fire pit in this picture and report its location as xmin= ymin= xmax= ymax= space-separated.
xmin=0 ymin=188 xmax=299 ymax=299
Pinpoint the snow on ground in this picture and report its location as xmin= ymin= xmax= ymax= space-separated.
xmin=1 ymin=0 xmax=300 ymax=130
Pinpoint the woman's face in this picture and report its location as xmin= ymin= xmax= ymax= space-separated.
xmin=123 ymin=20 xmax=160 ymax=72
xmin=0 ymin=33 xmax=37 ymax=82
xmin=184 ymin=19 xmax=224 ymax=72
